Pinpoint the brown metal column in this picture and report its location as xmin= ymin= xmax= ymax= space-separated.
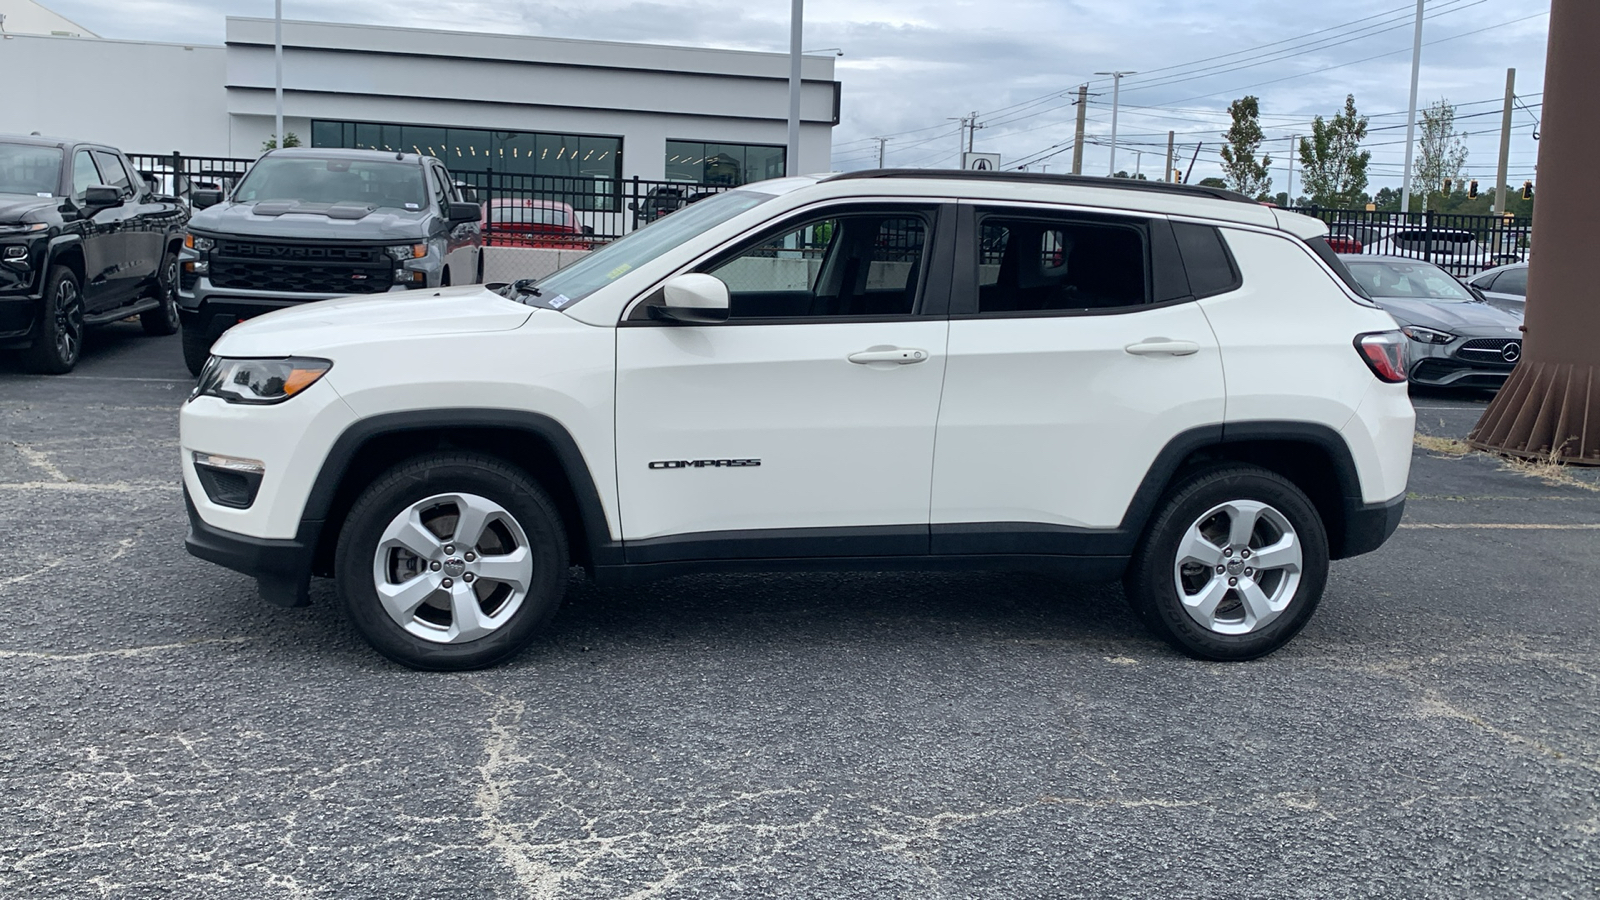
xmin=1469 ymin=0 xmax=1600 ymax=464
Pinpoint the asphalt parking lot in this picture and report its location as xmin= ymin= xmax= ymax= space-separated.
xmin=2 ymin=327 xmax=1597 ymax=899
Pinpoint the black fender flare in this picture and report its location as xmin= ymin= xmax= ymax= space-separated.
xmin=302 ymin=408 xmax=621 ymax=566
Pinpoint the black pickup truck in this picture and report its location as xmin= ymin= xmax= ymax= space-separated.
xmin=0 ymin=135 xmax=189 ymax=373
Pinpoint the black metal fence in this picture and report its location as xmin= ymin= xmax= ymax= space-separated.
xmin=126 ymin=152 xmax=253 ymax=195
xmin=452 ymin=171 xmax=738 ymax=242
xmin=129 ymin=151 xmax=739 ymax=245
xmin=1287 ymin=207 xmax=1531 ymax=278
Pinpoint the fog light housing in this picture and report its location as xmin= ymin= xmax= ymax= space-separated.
xmin=192 ymin=452 xmax=265 ymax=509
xmin=2 ymin=245 xmax=27 ymax=261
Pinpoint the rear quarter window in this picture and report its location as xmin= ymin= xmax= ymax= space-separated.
xmin=1171 ymin=222 xmax=1242 ymax=298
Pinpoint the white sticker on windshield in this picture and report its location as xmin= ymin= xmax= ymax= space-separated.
xmin=546 ymin=294 xmax=573 ymax=309
xmin=37 ymin=192 xmax=53 ymax=198
xmin=405 ymin=202 xmax=420 ymax=210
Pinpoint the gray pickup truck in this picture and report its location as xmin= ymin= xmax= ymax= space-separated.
xmin=177 ymin=148 xmax=483 ymax=374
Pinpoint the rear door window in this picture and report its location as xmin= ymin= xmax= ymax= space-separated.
xmin=1493 ymin=266 xmax=1528 ymax=297
xmin=974 ymin=213 xmax=1149 ymax=313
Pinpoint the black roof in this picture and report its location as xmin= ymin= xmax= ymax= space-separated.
xmin=823 ymin=168 xmax=1255 ymax=204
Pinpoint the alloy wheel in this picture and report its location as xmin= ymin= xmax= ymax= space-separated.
xmin=370 ymin=492 xmax=535 ymax=644
xmin=54 ymin=279 xmax=83 ymax=366
xmin=1171 ymin=500 xmax=1303 ymax=635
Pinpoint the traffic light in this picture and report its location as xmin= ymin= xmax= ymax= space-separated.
xmin=1442 ymin=178 xmax=1453 ymax=195
xmin=1173 ymin=169 xmax=1183 ymax=184
xmin=1522 ymin=180 xmax=1534 ymax=200
xmin=1468 ymin=179 xmax=1479 ymax=199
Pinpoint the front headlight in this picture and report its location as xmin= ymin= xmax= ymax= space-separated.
xmin=387 ymin=243 xmax=427 ymax=261
xmin=185 ymin=233 xmax=216 ymax=252
xmin=1401 ymin=325 xmax=1454 ymax=345
xmin=0 ymin=223 xmax=47 ymax=235
xmin=192 ymin=356 xmax=332 ymax=405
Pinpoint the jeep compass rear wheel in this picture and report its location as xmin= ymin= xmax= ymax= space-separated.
xmin=1125 ymin=464 xmax=1329 ymax=661
xmin=335 ymin=453 xmax=569 ymax=670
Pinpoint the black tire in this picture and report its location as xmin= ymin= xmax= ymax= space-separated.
xmin=21 ymin=265 xmax=84 ymax=374
xmin=335 ymin=452 xmax=569 ymax=670
xmin=140 ymin=254 xmax=181 ymax=336
xmin=181 ymin=324 xmax=212 ymax=376
xmin=1124 ymin=464 xmax=1329 ymax=661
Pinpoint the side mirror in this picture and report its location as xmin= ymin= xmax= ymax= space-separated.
xmin=581 ymin=224 xmax=594 ymax=236
xmin=448 ymin=201 xmax=481 ymax=224
xmin=649 ymin=273 xmax=730 ymax=325
xmin=627 ymin=201 xmax=638 ymax=211
xmin=193 ymin=189 xmax=224 ymax=209
xmin=84 ymin=185 xmax=123 ymax=210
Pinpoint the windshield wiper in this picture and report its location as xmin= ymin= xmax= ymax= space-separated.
xmin=505 ymin=278 xmax=542 ymax=302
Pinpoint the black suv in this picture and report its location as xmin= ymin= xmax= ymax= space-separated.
xmin=0 ymin=135 xmax=189 ymax=373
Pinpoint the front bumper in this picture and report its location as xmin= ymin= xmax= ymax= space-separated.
xmin=184 ymin=487 xmax=317 ymax=607
xmin=0 ymin=237 xmax=46 ymax=342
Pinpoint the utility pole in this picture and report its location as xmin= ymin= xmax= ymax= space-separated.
xmin=1071 ymin=84 xmax=1089 ymax=176
xmin=274 ymin=0 xmax=283 ymax=149
xmin=967 ymin=110 xmax=981 ymax=153
xmin=1399 ymin=0 xmax=1424 ymax=216
xmin=1164 ymin=131 xmax=1175 ymax=183
xmin=1494 ymin=68 xmax=1516 ymax=214
xmin=948 ymin=114 xmax=970 ymax=165
xmin=786 ymin=0 xmax=803 ymax=175
xmin=873 ymin=136 xmax=888 ymax=169
xmin=1133 ymin=149 xmax=1143 ymax=179
xmin=1287 ymin=135 xmax=1299 ymax=204
xmin=1095 ymin=71 xmax=1136 ymax=176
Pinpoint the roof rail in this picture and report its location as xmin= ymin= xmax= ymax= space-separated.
xmin=821 ymin=168 xmax=1256 ymax=204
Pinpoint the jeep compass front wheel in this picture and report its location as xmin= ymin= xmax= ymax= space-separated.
xmin=335 ymin=453 xmax=569 ymax=670
xmin=1125 ymin=464 xmax=1329 ymax=661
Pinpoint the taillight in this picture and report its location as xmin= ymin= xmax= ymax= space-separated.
xmin=1355 ymin=331 xmax=1408 ymax=383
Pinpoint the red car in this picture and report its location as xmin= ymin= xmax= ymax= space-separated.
xmin=481 ymin=199 xmax=594 ymax=250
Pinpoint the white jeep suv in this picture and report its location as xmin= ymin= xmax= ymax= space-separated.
xmin=180 ymin=170 xmax=1414 ymax=670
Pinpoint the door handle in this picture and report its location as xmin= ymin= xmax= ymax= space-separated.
xmin=848 ymin=347 xmax=929 ymax=365
xmin=1124 ymin=338 xmax=1201 ymax=357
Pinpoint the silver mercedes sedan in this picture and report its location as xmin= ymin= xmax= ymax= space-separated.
xmin=1340 ymin=255 xmax=1525 ymax=390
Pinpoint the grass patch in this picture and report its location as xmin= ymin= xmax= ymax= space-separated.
xmin=1498 ymin=446 xmax=1600 ymax=493
xmin=1413 ymin=433 xmax=1473 ymax=457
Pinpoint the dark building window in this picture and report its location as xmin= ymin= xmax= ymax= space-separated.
xmin=665 ymin=141 xmax=786 ymax=186
xmin=311 ymin=120 xmax=624 ymax=209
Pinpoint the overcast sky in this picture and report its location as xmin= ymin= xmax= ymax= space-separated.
xmin=44 ymin=0 xmax=1549 ymax=191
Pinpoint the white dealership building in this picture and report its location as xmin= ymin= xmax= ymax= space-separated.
xmin=0 ymin=1 xmax=839 ymax=185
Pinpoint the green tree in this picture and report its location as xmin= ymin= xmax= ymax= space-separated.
xmin=262 ymin=132 xmax=302 ymax=151
xmin=1414 ymin=98 xmax=1468 ymax=208
xmin=1197 ymin=176 xmax=1228 ymax=189
xmin=1218 ymin=95 xmax=1273 ymax=199
xmin=1298 ymin=95 xmax=1370 ymax=208
xmin=1112 ymin=170 xmax=1149 ymax=180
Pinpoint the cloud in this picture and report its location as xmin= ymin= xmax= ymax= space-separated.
xmin=43 ymin=0 xmax=1549 ymax=187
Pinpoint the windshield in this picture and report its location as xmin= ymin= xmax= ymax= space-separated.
xmin=1345 ymin=259 xmax=1475 ymax=302
xmin=0 ymin=143 xmax=63 ymax=197
xmin=231 ymin=155 xmax=428 ymax=210
xmin=523 ymin=189 xmax=776 ymax=308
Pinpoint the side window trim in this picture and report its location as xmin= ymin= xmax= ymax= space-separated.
xmin=951 ymin=202 xmax=1167 ymax=318
xmin=623 ymin=200 xmax=951 ymax=325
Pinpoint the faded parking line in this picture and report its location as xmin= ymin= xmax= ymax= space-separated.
xmin=1402 ymin=523 xmax=1600 ymax=530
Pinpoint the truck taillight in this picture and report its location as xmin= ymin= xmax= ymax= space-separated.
xmin=1355 ymin=332 xmax=1408 ymax=383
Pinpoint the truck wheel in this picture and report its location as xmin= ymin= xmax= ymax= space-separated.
xmin=335 ymin=452 xmax=570 ymax=671
xmin=141 ymin=255 xmax=181 ymax=336
xmin=21 ymin=266 xmax=84 ymax=374
xmin=181 ymin=325 xmax=212 ymax=376
xmin=1124 ymin=464 xmax=1329 ymax=661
